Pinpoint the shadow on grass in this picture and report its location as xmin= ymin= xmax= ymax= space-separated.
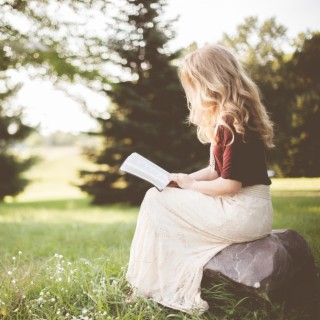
xmin=0 ymin=197 xmax=139 ymax=211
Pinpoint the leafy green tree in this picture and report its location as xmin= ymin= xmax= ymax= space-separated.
xmin=287 ymin=33 xmax=320 ymax=176
xmin=79 ymin=0 xmax=208 ymax=204
xmin=220 ymin=17 xmax=297 ymax=175
xmin=0 ymin=0 xmax=103 ymax=199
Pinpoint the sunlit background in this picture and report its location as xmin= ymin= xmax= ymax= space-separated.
xmin=8 ymin=0 xmax=320 ymax=134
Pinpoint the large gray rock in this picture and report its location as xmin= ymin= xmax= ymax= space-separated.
xmin=202 ymin=229 xmax=317 ymax=303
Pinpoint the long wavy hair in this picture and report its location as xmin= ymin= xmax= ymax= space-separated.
xmin=178 ymin=44 xmax=274 ymax=148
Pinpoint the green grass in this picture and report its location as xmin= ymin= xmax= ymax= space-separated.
xmin=0 ymin=179 xmax=319 ymax=319
xmin=12 ymin=146 xmax=96 ymax=202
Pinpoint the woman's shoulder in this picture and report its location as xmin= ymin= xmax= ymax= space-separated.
xmin=215 ymin=123 xmax=234 ymax=145
xmin=216 ymin=118 xmax=259 ymax=146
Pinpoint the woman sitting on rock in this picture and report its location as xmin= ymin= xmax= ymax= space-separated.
xmin=126 ymin=43 xmax=274 ymax=315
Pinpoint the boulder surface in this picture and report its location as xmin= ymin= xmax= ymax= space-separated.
xmin=202 ymin=229 xmax=317 ymax=303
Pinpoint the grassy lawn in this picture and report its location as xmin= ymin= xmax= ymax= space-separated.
xmin=0 ymin=149 xmax=319 ymax=319
xmin=0 ymin=179 xmax=319 ymax=319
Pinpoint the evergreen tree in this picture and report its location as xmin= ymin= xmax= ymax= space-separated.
xmin=0 ymin=84 xmax=38 ymax=200
xmin=79 ymin=0 xmax=208 ymax=205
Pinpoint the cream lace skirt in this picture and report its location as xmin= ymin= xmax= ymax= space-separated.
xmin=126 ymin=185 xmax=273 ymax=315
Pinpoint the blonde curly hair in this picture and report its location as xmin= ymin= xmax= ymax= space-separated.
xmin=178 ymin=44 xmax=274 ymax=148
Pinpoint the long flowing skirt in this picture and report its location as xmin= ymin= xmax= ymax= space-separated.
xmin=126 ymin=185 xmax=273 ymax=315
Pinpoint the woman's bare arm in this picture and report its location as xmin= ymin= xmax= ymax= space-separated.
xmin=169 ymin=172 xmax=242 ymax=196
xmin=191 ymin=177 xmax=242 ymax=196
xmin=189 ymin=166 xmax=219 ymax=181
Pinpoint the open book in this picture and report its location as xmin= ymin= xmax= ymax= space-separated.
xmin=119 ymin=152 xmax=171 ymax=191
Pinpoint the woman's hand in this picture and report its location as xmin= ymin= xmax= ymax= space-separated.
xmin=168 ymin=173 xmax=196 ymax=190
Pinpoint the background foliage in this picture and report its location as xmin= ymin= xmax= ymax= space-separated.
xmin=0 ymin=0 xmax=319 ymax=203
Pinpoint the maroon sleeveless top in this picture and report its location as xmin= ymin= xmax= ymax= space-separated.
xmin=212 ymin=124 xmax=271 ymax=186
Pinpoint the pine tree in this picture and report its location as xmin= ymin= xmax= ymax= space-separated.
xmin=80 ymin=0 xmax=208 ymax=205
xmin=0 ymin=85 xmax=38 ymax=200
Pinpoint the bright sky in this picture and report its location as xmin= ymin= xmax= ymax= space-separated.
xmin=13 ymin=0 xmax=320 ymax=134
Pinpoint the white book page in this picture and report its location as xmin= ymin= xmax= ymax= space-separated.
xmin=119 ymin=152 xmax=170 ymax=190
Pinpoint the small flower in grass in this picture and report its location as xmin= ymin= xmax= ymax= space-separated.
xmin=54 ymin=253 xmax=63 ymax=259
xmin=12 ymin=256 xmax=16 ymax=261
xmin=18 ymin=251 xmax=22 ymax=255
xmin=7 ymin=271 xmax=12 ymax=276
xmin=51 ymin=298 xmax=55 ymax=302
xmin=82 ymin=308 xmax=88 ymax=314
xmin=254 ymin=282 xmax=260 ymax=288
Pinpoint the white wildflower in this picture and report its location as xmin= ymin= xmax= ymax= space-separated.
xmin=12 ymin=256 xmax=16 ymax=261
xmin=11 ymin=279 xmax=17 ymax=284
xmin=18 ymin=251 xmax=22 ymax=255
xmin=82 ymin=308 xmax=88 ymax=314
xmin=51 ymin=298 xmax=55 ymax=302
xmin=7 ymin=271 xmax=12 ymax=275
xmin=254 ymin=282 xmax=260 ymax=288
